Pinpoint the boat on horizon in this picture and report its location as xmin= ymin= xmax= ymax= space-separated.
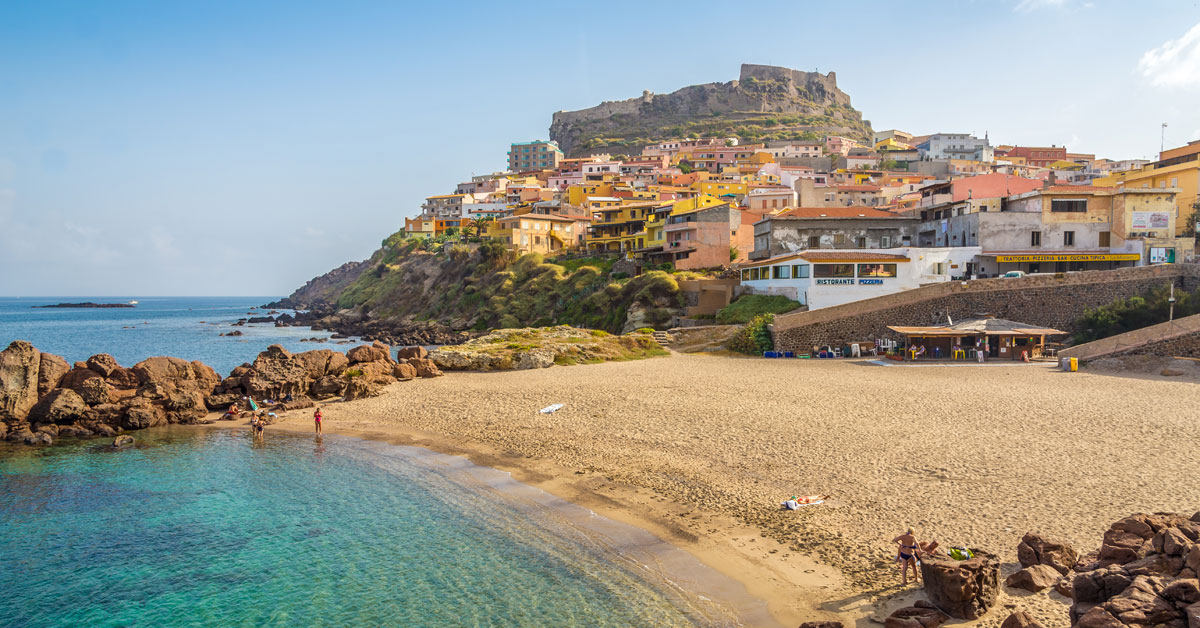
xmin=128 ymin=300 xmax=139 ymax=305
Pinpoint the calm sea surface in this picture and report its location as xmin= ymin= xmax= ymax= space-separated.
xmin=0 ymin=296 xmax=367 ymax=376
xmin=0 ymin=429 xmax=752 ymax=627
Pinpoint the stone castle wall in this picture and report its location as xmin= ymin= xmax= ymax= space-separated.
xmin=771 ymin=265 xmax=1200 ymax=351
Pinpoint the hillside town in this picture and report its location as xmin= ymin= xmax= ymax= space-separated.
xmin=401 ymin=132 xmax=1199 ymax=313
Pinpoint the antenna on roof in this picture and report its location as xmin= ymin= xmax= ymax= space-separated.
xmin=947 ymin=314 xmax=954 ymax=326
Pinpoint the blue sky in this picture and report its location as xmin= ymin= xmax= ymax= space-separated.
xmin=2 ymin=0 xmax=1198 ymax=296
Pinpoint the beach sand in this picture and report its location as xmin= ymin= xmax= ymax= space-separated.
xmin=237 ymin=354 xmax=1200 ymax=628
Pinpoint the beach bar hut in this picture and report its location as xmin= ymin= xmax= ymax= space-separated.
xmin=886 ymin=317 xmax=1067 ymax=361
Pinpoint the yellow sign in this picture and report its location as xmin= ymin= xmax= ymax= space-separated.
xmin=994 ymin=253 xmax=1141 ymax=262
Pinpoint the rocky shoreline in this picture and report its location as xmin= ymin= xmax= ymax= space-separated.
xmin=264 ymin=300 xmax=476 ymax=347
xmin=0 ymin=339 xmax=444 ymax=447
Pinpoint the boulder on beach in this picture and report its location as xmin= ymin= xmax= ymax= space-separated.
xmin=920 ymin=551 xmax=1000 ymax=620
xmin=85 ymin=354 xmax=121 ymax=377
xmin=342 ymin=378 xmax=384 ymax=401
xmin=348 ymin=342 xmax=392 ymax=364
xmin=1000 ymin=611 xmax=1046 ymax=628
xmin=1019 ymin=532 xmax=1079 ymax=575
xmin=1006 ymin=564 xmax=1063 ymax=593
xmin=37 ymin=352 xmax=69 ymax=397
xmin=885 ymin=601 xmax=950 ymax=628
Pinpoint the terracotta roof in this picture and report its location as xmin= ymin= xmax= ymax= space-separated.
xmin=772 ymin=207 xmax=908 ymax=219
xmin=800 ymin=251 xmax=910 ymax=262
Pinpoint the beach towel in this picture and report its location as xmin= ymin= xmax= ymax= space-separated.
xmin=539 ymin=404 xmax=564 ymax=414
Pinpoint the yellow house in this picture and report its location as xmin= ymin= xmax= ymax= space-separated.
xmin=403 ymin=217 xmax=435 ymax=239
xmin=697 ymin=180 xmax=749 ymax=197
xmin=1094 ymin=141 xmax=1200 ymax=237
xmin=486 ymin=214 xmax=588 ymax=254
xmin=875 ymin=137 xmax=913 ymax=152
xmin=585 ymin=201 xmax=661 ymax=253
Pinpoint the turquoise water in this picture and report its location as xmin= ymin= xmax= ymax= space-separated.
xmin=0 ymin=296 xmax=368 ymax=375
xmin=0 ymin=429 xmax=749 ymax=627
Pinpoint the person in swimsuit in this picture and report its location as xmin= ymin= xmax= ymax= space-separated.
xmin=893 ymin=527 xmax=920 ymax=585
xmin=313 ymin=406 xmax=323 ymax=435
xmin=251 ymin=415 xmax=264 ymax=439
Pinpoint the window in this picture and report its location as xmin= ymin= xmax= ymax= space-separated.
xmin=1031 ymin=231 xmax=1042 ymax=246
xmin=772 ymin=266 xmax=789 ymax=279
xmin=1171 ymin=178 xmax=1178 ymax=187
xmin=1051 ymin=199 xmax=1087 ymax=213
xmin=792 ymin=264 xmax=810 ymax=278
xmin=813 ymin=264 xmax=855 ymax=278
xmin=807 ymin=235 xmax=820 ymax=248
xmin=833 ymin=234 xmax=846 ymax=245
xmin=1064 ymin=231 xmax=1075 ymax=246
xmin=881 ymin=236 xmax=891 ymax=248
xmin=858 ymin=263 xmax=898 ymax=277
xmin=741 ymin=270 xmax=750 ymax=281
xmin=1099 ymin=231 xmax=1110 ymax=247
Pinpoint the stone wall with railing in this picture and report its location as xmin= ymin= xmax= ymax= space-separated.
xmin=771 ymin=264 xmax=1200 ymax=351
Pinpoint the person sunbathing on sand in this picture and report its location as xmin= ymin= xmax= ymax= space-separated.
xmin=780 ymin=495 xmax=829 ymax=510
xmin=919 ymin=540 xmax=942 ymax=557
xmin=893 ymin=527 xmax=920 ymax=585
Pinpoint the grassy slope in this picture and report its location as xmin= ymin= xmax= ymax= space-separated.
xmin=331 ymin=237 xmax=688 ymax=333
xmin=715 ymin=294 xmax=803 ymax=325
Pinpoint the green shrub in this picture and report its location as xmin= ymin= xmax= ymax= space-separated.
xmin=716 ymin=294 xmax=802 ymax=325
xmin=727 ymin=314 xmax=775 ymax=355
xmin=1073 ymin=284 xmax=1200 ymax=344
xmin=344 ymin=368 xmax=364 ymax=378
xmin=634 ymin=327 xmax=655 ymax=334
xmin=590 ymin=329 xmax=610 ymax=337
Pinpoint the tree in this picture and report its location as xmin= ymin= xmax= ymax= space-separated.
xmin=678 ymin=161 xmax=693 ymax=174
xmin=1183 ymin=200 xmax=1199 ymax=238
xmin=729 ymin=246 xmax=740 ymax=262
xmin=471 ymin=215 xmax=493 ymax=240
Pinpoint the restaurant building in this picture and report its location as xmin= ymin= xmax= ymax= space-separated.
xmin=737 ymin=247 xmax=980 ymax=310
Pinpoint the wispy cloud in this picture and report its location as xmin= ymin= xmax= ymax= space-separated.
xmin=1014 ymin=0 xmax=1067 ymax=12
xmin=1138 ymin=22 xmax=1200 ymax=88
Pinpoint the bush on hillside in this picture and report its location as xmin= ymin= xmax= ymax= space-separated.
xmin=716 ymin=294 xmax=802 ymax=325
xmin=727 ymin=314 xmax=774 ymax=355
xmin=1073 ymin=284 xmax=1200 ymax=344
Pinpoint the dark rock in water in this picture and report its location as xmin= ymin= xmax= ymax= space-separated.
xmin=33 ymin=302 xmax=134 ymax=308
xmin=57 ymin=424 xmax=92 ymax=438
xmin=113 ymin=434 xmax=134 ymax=447
xmin=122 ymin=399 xmax=167 ymax=430
xmin=28 ymin=389 xmax=88 ymax=425
xmin=25 ymin=431 xmax=53 ymax=445
xmin=90 ymin=423 xmax=117 ymax=437
xmin=245 ymin=316 xmax=274 ymax=324
xmin=921 ymin=551 xmax=1000 ymax=619
xmin=6 ymin=425 xmax=34 ymax=442
xmin=220 ymin=330 xmax=244 ymax=337
xmin=34 ymin=423 xmax=58 ymax=437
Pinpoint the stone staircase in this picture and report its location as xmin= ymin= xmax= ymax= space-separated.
xmin=651 ymin=331 xmax=672 ymax=347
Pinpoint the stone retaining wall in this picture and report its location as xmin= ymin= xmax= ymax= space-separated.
xmin=771 ymin=264 xmax=1200 ymax=352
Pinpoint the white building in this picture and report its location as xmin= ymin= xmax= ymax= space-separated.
xmin=738 ymin=247 xmax=982 ymax=310
xmin=918 ymin=133 xmax=994 ymax=162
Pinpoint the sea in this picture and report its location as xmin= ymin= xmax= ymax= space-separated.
xmin=0 ymin=296 xmax=368 ymax=376
xmin=0 ymin=298 xmax=765 ymax=627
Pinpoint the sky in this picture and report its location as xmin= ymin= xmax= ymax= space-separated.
xmin=2 ymin=0 xmax=1199 ymax=297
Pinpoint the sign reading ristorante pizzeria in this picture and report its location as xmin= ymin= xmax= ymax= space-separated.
xmin=993 ymin=253 xmax=1141 ymax=262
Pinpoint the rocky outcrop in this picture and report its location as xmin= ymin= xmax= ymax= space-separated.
xmin=431 ymin=326 xmax=666 ymax=371
xmin=0 ymin=341 xmax=43 ymax=420
xmin=920 ymin=551 xmax=1000 ymax=620
xmin=1070 ymin=513 xmax=1200 ymax=628
xmin=3 ymin=345 xmax=226 ymax=446
xmin=550 ymin=64 xmax=872 ymax=156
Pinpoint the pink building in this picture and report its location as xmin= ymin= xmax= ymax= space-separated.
xmin=824 ymin=135 xmax=857 ymax=156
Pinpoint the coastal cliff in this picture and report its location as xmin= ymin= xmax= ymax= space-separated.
xmin=270 ymin=236 xmax=690 ymax=341
xmin=550 ymin=64 xmax=873 ymax=155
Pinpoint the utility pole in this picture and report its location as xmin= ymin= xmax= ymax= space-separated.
xmin=1161 ymin=123 xmax=1168 ymax=157
xmin=1168 ymin=281 xmax=1176 ymax=322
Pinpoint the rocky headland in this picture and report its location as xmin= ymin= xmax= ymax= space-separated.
xmin=0 ymin=339 xmax=444 ymax=447
xmin=429 ymin=326 xmax=667 ymax=371
xmin=32 ymin=302 xmax=135 ymax=308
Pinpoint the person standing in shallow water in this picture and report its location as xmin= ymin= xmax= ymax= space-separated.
xmin=313 ymin=406 xmax=323 ymax=435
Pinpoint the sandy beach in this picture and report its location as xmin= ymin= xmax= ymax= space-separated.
xmin=235 ymin=354 xmax=1200 ymax=628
